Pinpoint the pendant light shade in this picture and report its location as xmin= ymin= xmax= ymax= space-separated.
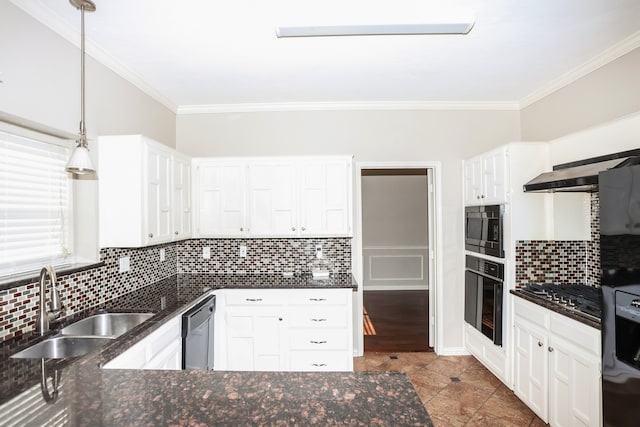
xmin=66 ymin=0 xmax=96 ymax=175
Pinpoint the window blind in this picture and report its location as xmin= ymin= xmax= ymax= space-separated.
xmin=0 ymin=130 xmax=70 ymax=277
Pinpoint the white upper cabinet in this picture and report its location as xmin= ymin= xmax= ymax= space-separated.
xmin=98 ymin=135 xmax=191 ymax=248
xmin=172 ymin=153 xmax=192 ymax=239
xmin=194 ymin=156 xmax=353 ymax=238
xmin=248 ymin=160 xmax=297 ymax=236
xmin=194 ymin=159 xmax=247 ymax=237
xmin=464 ymin=146 xmax=508 ymax=206
xmin=299 ymin=158 xmax=352 ymax=236
xmin=146 ymin=144 xmax=173 ymax=243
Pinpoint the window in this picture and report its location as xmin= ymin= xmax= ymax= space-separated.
xmin=0 ymin=128 xmax=71 ymax=278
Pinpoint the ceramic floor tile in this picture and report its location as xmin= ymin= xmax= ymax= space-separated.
xmin=357 ymin=352 xmax=547 ymax=427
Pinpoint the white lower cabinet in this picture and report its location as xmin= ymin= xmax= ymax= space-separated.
xmin=104 ymin=315 xmax=181 ymax=370
xmin=513 ymin=297 xmax=601 ymax=427
xmin=218 ymin=288 xmax=353 ymax=372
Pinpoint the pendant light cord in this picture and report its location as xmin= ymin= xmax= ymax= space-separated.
xmin=79 ymin=3 xmax=87 ymax=147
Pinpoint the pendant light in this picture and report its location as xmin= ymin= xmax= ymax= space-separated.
xmin=66 ymin=0 xmax=96 ymax=175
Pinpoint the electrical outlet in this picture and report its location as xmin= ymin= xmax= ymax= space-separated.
xmin=160 ymin=248 xmax=165 ymax=262
xmin=239 ymin=244 xmax=247 ymax=258
xmin=119 ymin=256 xmax=130 ymax=273
xmin=315 ymin=244 xmax=323 ymax=259
xmin=203 ymin=247 xmax=211 ymax=259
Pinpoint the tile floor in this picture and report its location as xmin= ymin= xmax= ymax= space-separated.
xmin=354 ymin=352 xmax=547 ymax=427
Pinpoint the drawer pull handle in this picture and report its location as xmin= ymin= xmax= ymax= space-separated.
xmin=310 ymin=340 xmax=327 ymax=344
xmin=311 ymin=318 xmax=327 ymax=322
xmin=631 ymin=299 xmax=640 ymax=308
xmin=312 ymin=363 xmax=327 ymax=367
xmin=309 ymin=298 xmax=327 ymax=302
xmin=245 ymin=298 xmax=262 ymax=302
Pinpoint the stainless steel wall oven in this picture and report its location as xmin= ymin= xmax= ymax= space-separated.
xmin=464 ymin=255 xmax=503 ymax=346
xmin=465 ymin=205 xmax=504 ymax=258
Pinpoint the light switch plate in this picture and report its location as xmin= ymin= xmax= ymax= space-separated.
xmin=239 ymin=244 xmax=247 ymax=258
xmin=119 ymin=256 xmax=130 ymax=273
xmin=315 ymin=244 xmax=323 ymax=259
xmin=203 ymin=247 xmax=211 ymax=259
xmin=160 ymin=248 xmax=165 ymax=262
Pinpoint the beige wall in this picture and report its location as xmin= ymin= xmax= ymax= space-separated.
xmin=0 ymin=2 xmax=176 ymax=147
xmin=521 ymin=47 xmax=640 ymax=142
xmin=362 ymin=174 xmax=429 ymax=291
xmin=178 ymin=109 xmax=522 ymax=352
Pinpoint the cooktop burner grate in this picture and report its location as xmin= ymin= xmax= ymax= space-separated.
xmin=519 ymin=283 xmax=601 ymax=319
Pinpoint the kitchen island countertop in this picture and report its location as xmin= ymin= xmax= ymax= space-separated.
xmin=0 ymin=273 xmax=433 ymax=426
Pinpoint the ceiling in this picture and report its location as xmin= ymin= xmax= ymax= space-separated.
xmin=12 ymin=0 xmax=640 ymax=113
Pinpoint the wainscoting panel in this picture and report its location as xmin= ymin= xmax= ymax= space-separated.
xmin=363 ymin=246 xmax=429 ymax=290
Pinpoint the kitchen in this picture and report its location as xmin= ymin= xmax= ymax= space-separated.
xmin=1 ymin=0 xmax=640 ymax=425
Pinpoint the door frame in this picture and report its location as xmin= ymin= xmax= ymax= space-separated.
xmin=353 ymin=161 xmax=443 ymax=355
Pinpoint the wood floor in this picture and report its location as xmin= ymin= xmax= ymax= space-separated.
xmin=364 ymin=290 xmax=431 ymax=352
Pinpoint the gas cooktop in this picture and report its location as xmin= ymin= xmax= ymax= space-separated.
xmin=518 ymin=283 xmax=601 ymax=320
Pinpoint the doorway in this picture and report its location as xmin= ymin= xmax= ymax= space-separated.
xmin=359 ymin=167 xmax=435 ymax=352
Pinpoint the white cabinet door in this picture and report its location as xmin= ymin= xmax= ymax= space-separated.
xmin=195 ymin=160 xmax=247 ymax=237
xmin=145 ymin=144 xmax=173 ymax=244
xmin=299 ymin=158 xmax=352 ymax=236
xmin=226 ymin=308 xmax=287 ymax=371
xmin=513 ymin=319 xmax=549 ymax=422
xmin=248 ymin=160 xmax=297 ymax=236
xmin=172 ymin=153 xmax=192 ymax=240
xmin=464 ymin=156 xmax=484 ymax=205
xmin=463 ymin=147 xmax=507 ymax=206
xmin=482 ymin=147 xmax=508 ymax=205
xmin=103 ymin=315 xmax=181 ymax=370
xmin=548 ymin=335 xmax=601 ymax=427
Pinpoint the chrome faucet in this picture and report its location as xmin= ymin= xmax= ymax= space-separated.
xmin=35 ymin=265 xmax=65 ymax=335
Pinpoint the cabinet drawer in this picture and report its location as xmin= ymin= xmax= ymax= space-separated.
xmin=289 ymin=351 xmax=351 ymax=372
xmin=288 ymin=308 xmax=348 ymax=328
xmin=289 ymin=330 xmax=349 ymax=350
xmin=288 ymin=290 xmax=348 ymax=306
xmin=514 ymin=297 xmax=549 ymax=329
xmin=104 ymin=340 xmax=146 ymax=369
xmin=225 ymin=292 xmax=283 ymax=306
xmin=549 ymin=311 xmax=600 ymax=355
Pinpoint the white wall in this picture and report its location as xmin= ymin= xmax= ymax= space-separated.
xmin=0 ymin=2 xmax=176 ymax=146
xmin=0 ymin=2 xmax=177 ymax=262
xmin=177 ymin=109 xmax=522 ymax=353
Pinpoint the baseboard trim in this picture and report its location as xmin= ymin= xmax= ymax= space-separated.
xmin=435 ymin=346 xmax=470 ymax=356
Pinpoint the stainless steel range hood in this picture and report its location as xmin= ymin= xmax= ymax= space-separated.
xmin=523 ymin=153 xmax=640 ymax=193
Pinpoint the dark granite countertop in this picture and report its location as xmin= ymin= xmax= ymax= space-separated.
xmin=510 ymin=289 xmax=601 ymax=330
xmin=0 ymin=273 xmax=432 ymax=426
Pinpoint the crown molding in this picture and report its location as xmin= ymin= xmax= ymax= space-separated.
xmin=10 ymin=0 xmax=177 ymax=113
xmin=177 ymin=101 xmax=520 ymax=115
xmin=520 ymin=30 xmax=640 ymax=109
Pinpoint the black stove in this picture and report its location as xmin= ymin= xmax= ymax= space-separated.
xmin=519 ymin=283 xmax=601 ymax=320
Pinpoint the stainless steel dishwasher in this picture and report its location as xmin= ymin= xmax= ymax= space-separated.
xmin=181 ymin=294 xmax=215 ymax=370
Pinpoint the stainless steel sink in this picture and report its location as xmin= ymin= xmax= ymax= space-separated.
xmin=59 ymin=313 xmax=154 ymax=339
xmin=10 ymin=336 xmax=112 ymax=359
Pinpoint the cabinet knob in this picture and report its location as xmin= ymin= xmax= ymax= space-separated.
xmin=481 ymin=195 xmax=485 ymax=199
xmin=548 ymin=347 xmax=554 ymax=353
xmin=477 ymin=195 xmax=481 ymax=199
xmin=291 ymin=227 xmax=296 ymax=231
xmin=538 ymin=341 xmax=543 ymax=347
xmin=174 ymin=231 xmax=179 ymax=235
xmin=240 ymin=227 xmax=244 ymax=232
xmin=148 ymin=233 xmax=154 ymax=238
xmin=278 ymin=317 xmax=283 ymax=321
xmin=301 ymin=227 xmax=306 ymax=231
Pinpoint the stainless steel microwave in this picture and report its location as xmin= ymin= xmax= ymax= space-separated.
xmin=465 ymin=205 xmax=504 ymax=258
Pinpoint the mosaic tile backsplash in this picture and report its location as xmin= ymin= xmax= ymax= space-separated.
xmin=515 ymin=193 xmax=600 ymax=287
xmin=0 ymin=237 xmax=351 ymax=342
xmin=177 ymin=238 xmax=351 ymax=275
